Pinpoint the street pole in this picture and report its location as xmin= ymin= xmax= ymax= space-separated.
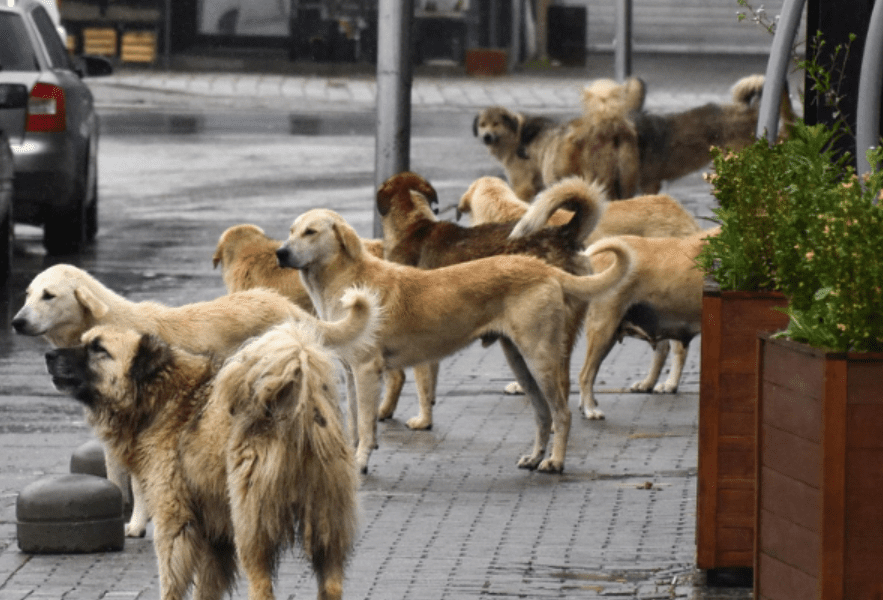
xmin=614 ymin=0 xmax=632 ymax=80
xmin=374 ymin=0 xmax=414 ymax=238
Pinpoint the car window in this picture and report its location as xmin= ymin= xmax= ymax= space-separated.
xmin=30 ymin=5 xmax=69 ymax=69
xmin=0 ymin=13 xmax=40 ymax=71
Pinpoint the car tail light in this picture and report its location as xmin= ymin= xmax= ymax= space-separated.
xmin=27 ymin=82 xmax=66 ymax=133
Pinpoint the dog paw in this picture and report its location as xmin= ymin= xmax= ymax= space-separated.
xmin=125 ymin=523 xmax=147 ymax=538
xmin=517 ymin=454 xmax=542 ymax=470
xmin=629 ymin=380 xmax=654 ymax=393
xmin=536 ymin=459 xmax=564 ymax=474
xmin=581 ymin=407 xmax=606 ymax=420
xmin=405 ymin=415 xmax=432 ymax=430
xmin=653 ymin=382 xmax=678 ymax=394
xmin=504 ymin=381 xmax=525 ymax=395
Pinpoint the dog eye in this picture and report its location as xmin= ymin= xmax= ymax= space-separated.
xmin=303 ymin=228 xmax=316 ymax=236
xmin=89 ymin=339 xmax=110 ymax=357
xmin=41 ymin=291 xmax=55 ymax=301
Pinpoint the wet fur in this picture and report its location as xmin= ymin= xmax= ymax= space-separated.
xmin=276 ymin=206 xmax=635 ymax=474
xmin=45 ymin=322 xmax=362 ymax=600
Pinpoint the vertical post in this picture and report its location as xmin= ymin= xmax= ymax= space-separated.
xmin=374 ymin=0 xmax=414 ymax=237
xmin=509 ymin=0 xmax=522 ymax=72
xmin=164 ymin=0 xmax=171 ymax=70
xmin=614 ymin=0 xmax=632 ymax=81
xmin=755 ymin=0 xmax=805 ymax=142
xmin=855 ymin=0 xmax=883 ymax=184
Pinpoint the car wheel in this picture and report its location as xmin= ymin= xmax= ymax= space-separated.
xmin=85 ymin=169 xmax=98 ymax=241
xmin=0 ymin=200 xmax=11 ymax=283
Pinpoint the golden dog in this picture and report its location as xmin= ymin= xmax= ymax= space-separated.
xmin=376 ymin=172 xmax=605 ymax=430
xmin=576 ymin=228 xmax=719 ymax=419
xmin=212 ymin=223 xmax=410 ymax=423
xmin=473 ymin=77 xmax=644 ymax=200
xmin=629 ymin=74 xmax=796 ymax=193
xmin=13 ymin=263 xmax=374 ymax=538
xmin=45 ymin=304 xmax=374 ymax=600
xmin=276 ymin=208 xmax=634 ymax=474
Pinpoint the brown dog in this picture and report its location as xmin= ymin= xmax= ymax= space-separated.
xmin=276 ymin=207 xmax=634 ymax=474
xmin=376 ymin=172 xmax=605 ymax=430
xmin=473 ymin=77 xmax=644 ymax=200
xmin=212 ymin=223 xmax=409 ymax=418
xmin=45 ymin=313 xmax=370 ymax=600
xmin=629 ymin=74 xmax=796 ymax=193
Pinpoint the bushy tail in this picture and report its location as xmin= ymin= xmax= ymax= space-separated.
xmin=731 ymin=73 xmax=797 ymax=137
xmin=559 ymin=237 xmax=633 ymax=301
xmin=509 ymin=177 xmax=607 ymax=246
xmin=316 ymin=286 xmax=383 ymax=360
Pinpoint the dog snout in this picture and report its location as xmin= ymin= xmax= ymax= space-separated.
xmin=11 ymin=314 xmax=35 ymax=336
xmin=482 ymin=133 xmax=495 ymax=145
xmin=276 ymin=246 xmax=297 ymax=269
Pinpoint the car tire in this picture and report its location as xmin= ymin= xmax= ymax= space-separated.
xmin=85 ymin=169 xmax=98 ymax=241
xmin=43 ymin=178 xmax=87 ymax=255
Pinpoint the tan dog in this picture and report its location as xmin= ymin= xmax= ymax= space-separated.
xmin=459 ymin=175 xmax=701 ymax=244
xmin=45 ymin=310 xmax=372 ymax=600
xmin=466 ymin=174 xmax=703 ymax=402
xmin=473 ymin=77 xmax=644 ymax=200
xmin=376 ymin=172 xmax=604 ymax=430
xmin=212 ymin=223 xmax=409 ymax=420
xmin=577 ymin=228 xmax=719 ymax=419
xmin=12 ymin=263 xmax=375 ymax=538
xmin=276 ymin=208 xmax=634 ymax=474
xmin=629 ymin=74 xmax=796 ymax=193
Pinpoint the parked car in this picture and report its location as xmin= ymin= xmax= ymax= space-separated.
xmin=0 ymin=0 xmax=112 ymax=255
xmin=0 ymin=129 xmax=14 ymax=281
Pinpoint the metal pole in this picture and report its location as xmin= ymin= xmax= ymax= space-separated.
xmin=756 ymin=0 xmax=805 ymax=142
xmin=374 ymin=0 xmax=414 ymax=238
xmin=614 ymin=0 xmax=632 ymax=80
xmin=856 ymin=0 xmax=883 ymax=185
xmin=164 ymin=0 xmax=171 ymax=70
xmin=509 ymin=0 xmax=522 ymax=72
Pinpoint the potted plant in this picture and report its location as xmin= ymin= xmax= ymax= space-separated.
xmin=752 ymin=121 xmax=883 ymax=600
xmin=694 ymin=137 xmax=791 ymax=571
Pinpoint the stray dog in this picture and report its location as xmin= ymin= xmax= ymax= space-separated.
xmin=459 ymin=175 xmax=700 ymax=244
xmin=629 ymin=74 xmax=797 ymax=193
xmin=212 ymin=223 xmax=409 ymax=422
xmin=13 ymin=263 xmax=375 ymax=538
xmin=45 ymin=304 xmax=373 ymax=600
xmin=375 ymin=171 xmax=605 ymax=430
xmin=473 ymin=77 xmax=644 ymax=200
xmin=464 ymin=174 xmax=702 ymax=400
xmin=276 ymin=207 xmax=634 ymax=474
xmin=576 ymin=228 xmax=718 ymax=419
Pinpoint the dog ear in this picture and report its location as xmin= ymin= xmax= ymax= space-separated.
xmin=502 ymin=112 xmax=520 ymax=134
xmin=331 ymin=220 xmax=363 ymax=261
xmin=472 ymin=114 xmax=479 ymax=137
xmin=75 ymin=287 xmax=110 ymax=319
xmin=130 ymin=334 xmax=173 ymax=385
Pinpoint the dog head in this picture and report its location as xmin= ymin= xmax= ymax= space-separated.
xmin=473 ymin=107 xmax=521 ymax=156
xmin=276 ymin=209 xmax=363 ymax=271
xmin=212 ymin=224 xmax=268 ymax=270
xmin=456 ymin=176 xmax=522 ymax=224
xmin=581 ymin=77 xmax=646 ymax=121
xmin=45 ymin=325 xmax=174 ymax=415
xmin=12 ymin=264 xmax=112 ymax=348
xmin=376 ymin=172 xmax=439 ymax=218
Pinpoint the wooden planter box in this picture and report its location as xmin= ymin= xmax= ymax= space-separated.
xmin=755 ymin=335 xmax=883 ymax=600
xmin=697 ymin=287 xmax=788 ymax=570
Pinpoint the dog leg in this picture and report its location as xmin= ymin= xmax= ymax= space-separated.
xmin=377 ymin=368 xmax=406 ymax=421
xmin=193 ymin=541 xmax=236 ymax=600
xmin=353 ymin=355 xmax=384 ymax=474
xmin=655 ymin=340 xmax=687 ymax=393
xmin=578 ymin=309 xmax=622 ymax=420
xmin=153 ymin=506 xmax=205 ymax=600
xmin=629 ymin=340 xmax=670 ymax=393
xmin=343 ymin=364 xmax=358 ymax=446
xmin=314 ymin=559 xmax=346 ymax=600
xmin=499 ymin=339 xmax=554 ymax=471
xmin=406 ymin=362 xmax=438 ymax=430
xmin=125 ymin=475 xmax=149 ymax=538
xmin=236 ymin=543 xmax=276 ymax=600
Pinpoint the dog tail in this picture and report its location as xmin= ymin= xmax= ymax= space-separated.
xmin=731 ymin=74 xmax=766 ymax=107
xmin=559 ymin=237 xmax=633 ymax=300
xmin=315 ymin=286 xmax=384 ymax=359
xmin=509 ymin=176 xmax=607 ymax=245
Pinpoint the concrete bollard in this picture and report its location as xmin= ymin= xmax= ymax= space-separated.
xmin=69 ymin=438 xmax=107 ymax=478
xmin=17 ymin=474 xmax=125 ymax=553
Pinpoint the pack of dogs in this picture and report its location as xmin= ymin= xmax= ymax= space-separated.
xmin=10 ymin=72 xmax=792 ymax=600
